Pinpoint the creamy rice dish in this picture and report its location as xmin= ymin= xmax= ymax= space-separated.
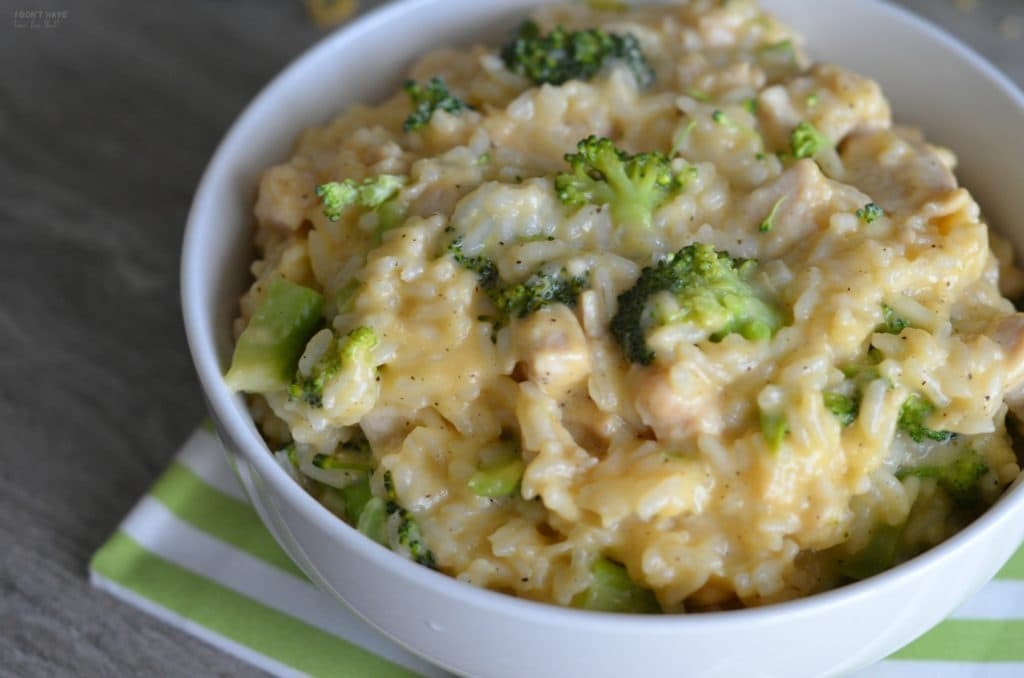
xmin=226 ymin=0 xmax=1024 ymax=612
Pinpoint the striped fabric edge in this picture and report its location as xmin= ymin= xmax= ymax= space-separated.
xmin=91 ymin=428 xmax=1024 ymax=675
xmin=89 ymin=531 xmax=418 ymax=677
xmin=89 ymin=429 xmax=446 ymax=678
xmin=89 ymin=566 xmax=305 ymax=678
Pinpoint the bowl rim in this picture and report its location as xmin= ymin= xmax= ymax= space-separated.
xmin=182 ymin=0 xmax=1024 ymax=631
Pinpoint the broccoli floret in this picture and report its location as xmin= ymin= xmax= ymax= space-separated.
xmin=316 ymin=175 xmax=406 ymax=221
xmin=759 ymin=196 xmax=785 ymax=233
xmin=790 ymin=121 xmax=830 ymax=159
xmin=449 ymin=241 xmax=588 ymax=326
xmin=897 ymin=450 xmax=989 ymax=506
xmin=391 ymin=508 xmax=437 ymax=568
xmin=288 ymin=327 xmax=377 ymax=408
xmin=897 ymin=394 xmax=954 ymax=443
xmin=823 ymin=391 xmax=859 ymax=427
xmin=610 ymin=243 xmax=783 ymax=364
xmin=492 ymin=268 xmax=589 ymax=319
xmin=877 ymin=304 xmax=909 ymax=335
xmin=310 ymin=431 xmax=374 ymax=472
xmin=403 ymin=77 xmax=469 ymax=132
xmin=381 ymin=470 xmax=437 ymax=569
xmin=449 ymin=239 xmax=499 ymax=290
xmin=856 ymin=202 xmax=883 ymax=224
xmin=555 ymin=135 xmax=688 ymax=231
xmin=500 ymin=21 xmax=654 ymax=88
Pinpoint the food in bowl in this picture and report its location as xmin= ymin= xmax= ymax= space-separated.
xmin=224 ymin=0 xmax=1024 ymax=613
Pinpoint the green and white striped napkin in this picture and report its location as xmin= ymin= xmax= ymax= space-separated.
xmin=90 ymin=428 xmax=1024 ymax=677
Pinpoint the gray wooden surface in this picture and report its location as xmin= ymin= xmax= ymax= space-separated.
xmin=1 ymin=1 xmax=1021 ymax=676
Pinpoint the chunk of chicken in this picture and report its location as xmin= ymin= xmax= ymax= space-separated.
xmin=991 ymin=313 xmax=1024 ymax=408
xmin=634 ymin=363 xmax=723 ymax=443
xmin=839 ymin=128 xmax=957 ymax=216
xmin=513 ymin=304 xmax=592 ymax=399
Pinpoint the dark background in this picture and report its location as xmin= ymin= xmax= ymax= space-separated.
xmin=2 ymin=1 xmax=1022 ymax=675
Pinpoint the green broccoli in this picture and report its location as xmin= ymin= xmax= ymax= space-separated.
xmin=382 ymin=470 xmax=437 ymax=569
xmin=403 ymin=77 xmax=469 ymax=132
xmin=687 ymin=87 xmax=711 ymax=102
xmin=897 ymin=450 xmax=988 ymax=506
xmin=224 ymin=279 xmax=325 ymax=394
xmin=837 ymin=523 xmax=904 ymax=581
xmin=310 ymin=431 xmax=374 ymax=472
xmin=449 ymin=241 xmax=588 ymax=326
xmin=500 ymin=21 xmax=654 ymax=88
xmin=897 ymin=394 xmax=954 ymax=443
xmin=759 ymin=196 xmax=785 ymax=233
xmin=391 ymin=508 xmax=437 ymax=568
xmin=492 ymin=268 xmax=589 ymax=319
xmin=288 ymin=327 xmax=377 ymax=408
xmin=316 ymin=175 xmax=406 ymax=221
xmin=759 ymin=409 xmax=787 ymax=450
xmin=448 ymin=239 xmax=499 ymax=290
xmin=468 ymin=443 xmax=526 ymax=498
xmin=790 ymin=121 xmax=830 ymax=159
xmin=610 ymin=243 xmax=783 ymax=365
xmin=333 ymin=279 xmax=362 ymax=315
xmin=555 ymin=135 xmax=689 ymax=231
xmin=356 ymin=496 xmax=389 ymax=545
xmin=572 ymin=557 xmax=661 ymax=613
xmin=710 ymin=109 xmax=733 ymax=128
xmin=856 ymin=202 xmax=883 ymax=224
xmin=877 ymin=304 xmax=909 ymax=335
xmin=823 ymin=391 xmax=859 ymax=427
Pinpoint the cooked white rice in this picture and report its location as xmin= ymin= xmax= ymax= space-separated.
xmin=235 ymin=0 xmax=1024 ymax=611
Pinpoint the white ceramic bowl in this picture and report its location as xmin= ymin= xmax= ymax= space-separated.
xmin=182 ymin=1 xmax=1024 ymax=676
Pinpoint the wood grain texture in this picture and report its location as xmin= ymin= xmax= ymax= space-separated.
xmin=1 ymin=1 xmax=1021 ymax=676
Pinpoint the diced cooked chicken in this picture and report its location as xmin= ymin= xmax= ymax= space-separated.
xmin=990 ymin=313 xmax=1024 ymax=399
xmin=254 ymin=165 xmax=317 ymax=231
xmin=991 ymin=232 xmax=1024 ymax=300
xmin=839 ymin=128 xmax=957 ymax=215
xmin=634 ymin=363 xmax=723 ymax=442
xmin=757 ymin=64 xmax=890 ymax=152
xmin=737 ymin=158 xmax=840 ymax=259
xmin=514 ymin=304 xmax=592 ymax=399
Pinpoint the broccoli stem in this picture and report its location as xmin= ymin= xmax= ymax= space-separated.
xmin=468 ymin=456 xmax=526 ymax=498
xmin=838 ymin=523 xmax=904 ymax=581
xmin=225 ymin=279 xmax=324 ymax=394
xmin=572 ymin=557 xmax=661 ymax=613
xmin=759 ymin=409 xmax=787 ymax=450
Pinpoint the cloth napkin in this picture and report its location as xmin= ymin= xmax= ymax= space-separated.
xmin=89 ymin=427 xmax=1024 ymax=677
